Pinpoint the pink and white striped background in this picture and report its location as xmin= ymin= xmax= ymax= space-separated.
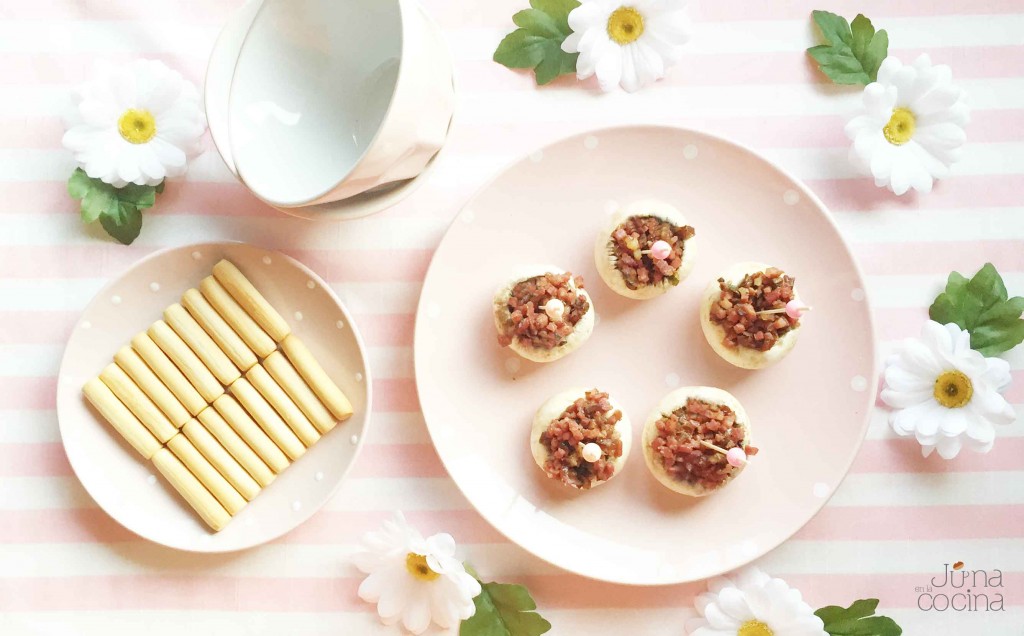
xmin=0 ymin=0 xmax=1022 ymax=633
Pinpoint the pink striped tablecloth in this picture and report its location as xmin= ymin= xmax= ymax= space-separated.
xmin=1 ymin=0 xmax=1022 ymax=633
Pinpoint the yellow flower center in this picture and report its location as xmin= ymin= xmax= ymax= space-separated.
xmin=607 ymin=6 xmax=644 ymax=45
xmin=933 ymin=370 xmax=973 ymax=408
xmin=737 ymin=620 xmax=774 ymax=636
xmin=118 ymin=108 xmax=156 ymax=144
xmin=883 ymin=107 xmax=916 ymax=146
xmin=738 ymin=620 xmax=774 ymax=636
xmin=405 ymin=553 xmax=439 ymax=581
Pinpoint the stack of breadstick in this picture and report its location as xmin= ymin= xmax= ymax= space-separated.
xmin=82 ymin=259 xmax=353 ymax=531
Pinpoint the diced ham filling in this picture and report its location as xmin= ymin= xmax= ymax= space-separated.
xmin=609 ymin=215 xmax=695 ymax=290
xmin=540 ymin=390 xmax=623 ymax=489
xmin=497 ymin=272 xmax=589 ymax=350
xmin=650 ymin=398 xmax=758 ymax=490
xmin=708 ymin=267 xmax=799 ymax=352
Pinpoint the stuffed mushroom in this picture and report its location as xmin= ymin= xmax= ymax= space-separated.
xmin=700 ymin=262 xmax=805 ymax=369
xmin=531 ymin=388 xmax=632 ymax=490
xmin=643 ymin=386 xmax=756 ymax=496
xmin=594 ymin=199 xmax=696 ymax=299
xmin=494 ymin=267 xmax=595 ymax=363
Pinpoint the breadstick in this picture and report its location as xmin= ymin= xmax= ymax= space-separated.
xmin=246 ymin=364 xmax=321 ymax=446
xmin=199 ymin=276 xmax=276 ymax=358
xmin=148 ymin=320 xmax=224 ymax=403
xmin=197 ymin=406 xmax=275 ymax=487
xmin=99 ymin=363 xmax=177 ymax=443
xmin=167 ymin=433 xmax=246 ymax=515
xmin=131 ymin=333 xmax=206 ymax=416
xmin=280 ymin=335 xmax=353 ymax=422
xmin=114 ymin=345 xmax=190 ymax=428
xmin=264 ymin=351 xmax=336 ymax=434
xmin=213 ymin=259 xmax=291 ymax=342
xmin=231 ymin=378 xmax=305 ymax=460
xmin=83 ymin=378 xmax=161 ymax=459
xmin=151 ymin=447 xmax=230 ymax=532
xmin=213 ymin=394 xmax=289 ymax=473
xmin=165 ymin=303 xmax=241 ymax=385
xmin=182 ymin=288 xmax=258 ymax=371
xmin=182 ymin=419 xmax=261 ymax=501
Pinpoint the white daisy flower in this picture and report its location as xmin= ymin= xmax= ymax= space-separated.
xmin=62 ymin=59 xmax=206 ymax=188
xmin=845 ymin=54 xmax=969 ymax=196
xmin=561 ymin=0 xmax=691 ymax=93
xmin=352 ymin=512 xmax=481 ymax=634
xmin=881 ymin=321 xmax=1015 ymax=459
xmin=686 ymin=567 xmax=827 ymax=636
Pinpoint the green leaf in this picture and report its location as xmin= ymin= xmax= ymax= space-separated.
xmin=460 ymin=573 xmax=551 ymax=636
xmin=929 ymin=263 xmax=1024 ymax=356
xmin=493 ymin=0 xmax=580 ymax=86
xmin=66 ymin=168 xmax=162 ymax=245
xmin=99 ymin=202 xmax=143 ymax=245
xmin=816 ymin=599 xmax=902 ymax=636
xmin=807 ymin=10 xmax=889 ymax=85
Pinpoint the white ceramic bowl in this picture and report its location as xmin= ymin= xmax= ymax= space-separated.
xmin=206 ymin=0 xmax=455 ymax=219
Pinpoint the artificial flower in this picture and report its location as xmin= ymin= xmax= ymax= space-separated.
xmin=845 ymin=54 xmax=969 ymax=196
xmin=686 ymin=567 xmax=827 ymax=636
xmin=881 ymin=321 xmax=1015 ymax=459
xmin=63 ymin=59 xmax=205 ymax=188
xmin=561 ymin=0 xmax=691 ymax=92
xmin=352 ymin=512 xmax=481 ymax=634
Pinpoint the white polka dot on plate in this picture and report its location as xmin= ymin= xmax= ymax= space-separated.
xmin=355 ymin=372 xmax=364 ymax=382
xmin=851 ymin=375 xmax=868 ymax=392
xmin=350 ymin=434 xmax=359 ymax=445
xmin=529 ymin=150 xmax=544 ymax=163
xmin=262 ymin=256 xmax=272 ymax=265
xmin=335 ymin=320 xmax=346 ymax=329
xmin=191 ymin=251 xmax=202 ymax=260
xmin=783 ymin=189 xmax=801 ymax=206
xmin=147 ymin=474 xmax=157 ymax=485
xmin=111 ymin=295 xmax=122 ymax=305
xmin=461 ymin=208 xmax=476 ymax=223
xmin=583 ymin=135 xmax=599 ymax=150
xmin=813 ymin=482 xmax=830 ymax=498
xmin=306 ymin=280 xmax=316 ymax=290
xmin=604 ymin=200 xmax=620 ymax=215
xmin=294 ymin=311 xmax=303 ymax=321
xmin=740 ymin=539 xmax=758 ymax=557
xmin=426 ymin=302 xmax=441 ymax=319
xmin=851 ymin=288 xmax=865 ymax=302
xmin=664 ymin=372 xmax=680 ymax=388
xmin=149 ymin=282 xmax=160 ymax=292
xmin=314 ymin=471 xmax=324 ymax=482
xmin=683 ymin=144 xmax=698 ymax=160
xmin=80 ymin=321 xmax=91 ymax=330
xmin=505 ymin=357 xmax=522 ymax=374
xmin=291 ymin=501 xmax=302 ymax=512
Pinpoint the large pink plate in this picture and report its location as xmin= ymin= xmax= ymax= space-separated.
xmin=414 ymin=126 xmax=877 ymax=585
